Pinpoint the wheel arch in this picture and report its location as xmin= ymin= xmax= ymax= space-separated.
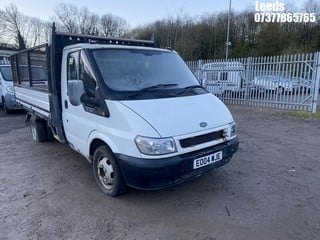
xmin=89 ymin=139 xmax=108 ymax=160
xmin=88 ymin=132 xmax=118 ymax=162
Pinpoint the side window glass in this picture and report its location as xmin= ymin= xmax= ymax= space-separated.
xmin=220 ymin=72 xmax=228 ymax=81
xmin=206 ymin=72 xmax=218 ymax=81
xmin=79 ymin=51 xmax=96 ymax=98
xmin=67 ymin=52 xmax=79 ymax=81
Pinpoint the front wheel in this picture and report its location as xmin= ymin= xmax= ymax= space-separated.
xmin=278 ymin=87 xmax=285 ymax=95
xmin=92 ymin=146 xmax=126 ymax=197
xmin=3 ymin=100 xmax=10 ymax=114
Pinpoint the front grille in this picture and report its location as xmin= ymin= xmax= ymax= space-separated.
xmin=180 ymin=130 xmax=224 ymax=148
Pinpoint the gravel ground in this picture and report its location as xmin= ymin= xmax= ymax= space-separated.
xmin=0 ymin=105 xmax=319 ymax=240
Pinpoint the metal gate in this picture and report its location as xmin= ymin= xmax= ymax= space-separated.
xmin=186 ymin=52 xmax=320 ymax=112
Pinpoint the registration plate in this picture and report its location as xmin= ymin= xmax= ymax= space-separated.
xmin=193 ymin=151 xmax=223 ymax=169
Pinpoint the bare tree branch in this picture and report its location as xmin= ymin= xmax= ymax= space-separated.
xmin=54 ymin=3 xmax=79 ymax=33
xmin=100 ymin=13 xmax=128 ymax=37
xmin=3 ymin=3 xmax=27 ymax=49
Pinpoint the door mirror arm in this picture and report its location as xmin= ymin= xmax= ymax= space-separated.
xmin=80 ymin=93 xmax=99 ymax=108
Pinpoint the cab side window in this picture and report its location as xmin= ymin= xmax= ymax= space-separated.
xmin=67 ymin=52 xmax=79 ymax=81
xmin=79 ymin=51 xmax=96 ymax=98
xmin=67 ymin=50 xmax=98 ymax=109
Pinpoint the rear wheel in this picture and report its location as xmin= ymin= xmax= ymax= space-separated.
xmin=30 ymin=118 xmax=47 ymax=142
xmin=92 ymin=145 xmax=126 ymax=197
xmin=46 ymin=126 xmax=54 ymax=141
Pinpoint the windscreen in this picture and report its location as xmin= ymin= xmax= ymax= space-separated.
xmin=0 ymin=66 xmax=13 ymax=81
xmin=92 ymin=49 xmax=199 ymax=91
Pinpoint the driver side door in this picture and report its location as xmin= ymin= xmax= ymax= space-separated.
xmin=62 ymin=50 xmax=98 ymax=155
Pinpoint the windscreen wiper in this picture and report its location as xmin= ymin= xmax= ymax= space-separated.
xmin=127 ymin=84 xmax=178 ymax=98
xmin=176 ymin=85 xmax=204 ymax=95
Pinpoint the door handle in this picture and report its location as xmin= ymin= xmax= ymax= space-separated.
xmin=64 ymin=100 xmax=68 ymax=109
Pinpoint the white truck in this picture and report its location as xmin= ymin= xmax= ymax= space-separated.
xmin=12 ymin=24 xmax=239 ymax=196
xmin=201 ymin=61 xmax=246 ymax=95
xmin=0 ymin=52 xmax=23 ymax=113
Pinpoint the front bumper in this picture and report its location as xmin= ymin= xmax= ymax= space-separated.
xmin=115 ymin=137 xmax=239 ymax=190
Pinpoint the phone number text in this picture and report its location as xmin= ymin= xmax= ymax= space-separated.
xmin=254 ymin=12 xmax=316 ymax=23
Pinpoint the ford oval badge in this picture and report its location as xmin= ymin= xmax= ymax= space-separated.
xmin=200 ymin=122 xmax=207 ymax=128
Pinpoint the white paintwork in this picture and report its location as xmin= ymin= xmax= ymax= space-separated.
xmin=0 ymin=64 xmax=13 ymax=105
xmin=120 ymin=93 xmax=233 ymax=137
xmin=60 ymin=47 xmax=160 ymax=158
xmin=14 ymin=86 xmax=50 ymax=113
xmin=63 ymin=43 xmax=174 ymax=54
xmin=18 ymin=43 xmax=236 ymax=161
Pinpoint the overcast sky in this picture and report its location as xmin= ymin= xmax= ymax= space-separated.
xmin=0 ymin=0 xmax=308 ymax=27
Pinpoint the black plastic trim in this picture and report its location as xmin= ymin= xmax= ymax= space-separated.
xmin=180 ymin=130 xmax=225 ymax=148
xmin=115 ymin=137 xmax=239 ymax=190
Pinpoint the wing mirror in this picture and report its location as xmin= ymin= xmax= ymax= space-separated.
xmin=68 ymin=80 xmax=84 ymax=106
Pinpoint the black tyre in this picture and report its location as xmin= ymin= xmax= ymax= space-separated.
xmin=46 ymin=126 xmax=54 ymax=141
xmin=30 ymin=118 xmax=47 ymax=142
xmin=3 ymin=101 xmax=11 ymax=114
xmin=92 ymin=146 xmax=126 ymax=197
xmin=278 ymin=87 xmax=285 ymax=95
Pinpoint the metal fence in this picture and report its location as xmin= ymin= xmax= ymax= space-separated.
xmin=186 ymin=52 xmax=320 ymax=112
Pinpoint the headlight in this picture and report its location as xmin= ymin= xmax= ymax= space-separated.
xmin=6 ymin=86 xmax=14 ymax=94
xmin=135 ymin=136 xmax=176 ymax=155
xmin=229 ymin=122 xmax=237 ymax=137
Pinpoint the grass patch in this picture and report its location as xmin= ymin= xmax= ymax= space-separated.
xmin=287 ymin=111 xmax=320 ymax=119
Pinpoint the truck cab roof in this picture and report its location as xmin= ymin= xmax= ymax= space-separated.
xmin=202 ymin=61 xmax=244 ymax=71
xmin=63 ymin=43 xmax=174 ymax=54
